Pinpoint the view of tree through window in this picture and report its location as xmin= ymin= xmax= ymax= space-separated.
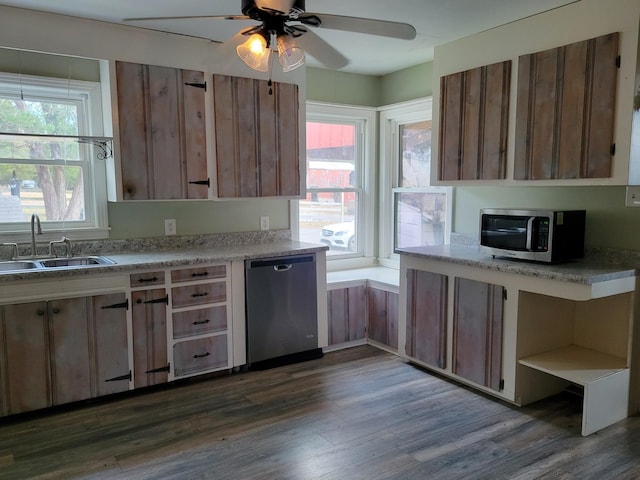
xmin=0 ymin=85 xmax=88 ymax=224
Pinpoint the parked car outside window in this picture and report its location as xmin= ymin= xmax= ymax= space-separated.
xmin=320 ymin=221 xmax=356 ymax=251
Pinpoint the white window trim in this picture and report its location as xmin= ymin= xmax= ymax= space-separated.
xmin=0 ymin=72 xmax=109 ymax=243
xmin=378 ymin=98 xmax=452 ymax=267
xmin=293 ymin=101 xmax=377 ymax=271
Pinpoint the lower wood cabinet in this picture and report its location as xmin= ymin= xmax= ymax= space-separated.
xmin=173 ymin=336 xmax=228 ymax=377
xmin=327 ymin=285 xmax=366 ymax=345
xmin=405 ymin=269 xmax=447 ymax=369
xmin=367 ymin=287 xmax=399 ymax=351
xmin=0 ymin=293 xmax=130 ymax=416
xmin=131 ymin=288 xmax=169 ymax=388
xmin=452 ymin=277 xmax=504 ymax=391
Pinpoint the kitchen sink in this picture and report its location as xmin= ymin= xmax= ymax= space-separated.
xmin=0 ymin=260 xmax=40 ymax=271
xmin=0 ymin=256 xmax=115 ymax=272
xmin=39 ymin=256 xmax=116 ymax=267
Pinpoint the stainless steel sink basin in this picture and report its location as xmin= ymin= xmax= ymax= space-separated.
xmin=0 ymin=260 xmax=40 ymax=271
xmin=39 ymin=256 xmax=116 ymax=268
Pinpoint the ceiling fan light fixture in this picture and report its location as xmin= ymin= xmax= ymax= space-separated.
xmin=277 ymin=34 xmax=305 ymax=72
xmin=237 ymin=33 xmax=271 ymax=72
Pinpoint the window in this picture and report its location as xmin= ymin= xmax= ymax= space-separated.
xmin=0 ymin=72 xmax=108 ymax=240
xmin=295 ymin=103 xmax=375 ymax=262
xmin=379 ymin=99 xmax=451 ymax=264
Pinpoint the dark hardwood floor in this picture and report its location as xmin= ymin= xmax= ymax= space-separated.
xmin=1 ymin=345 xmax=639 ymax=479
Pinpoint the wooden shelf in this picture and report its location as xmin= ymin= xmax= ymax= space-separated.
xmin=519 ymin=345 xmax=627 ymax=386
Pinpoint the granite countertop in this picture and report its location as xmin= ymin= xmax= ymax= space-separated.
xmin=397 ymin=244 xmax=638 ymax=285
xmin=0 ymin=239 xmax=328 ymax=283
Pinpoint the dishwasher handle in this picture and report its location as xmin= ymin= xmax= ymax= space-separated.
xmin=274 ymin=264 xmax=292 ymax=272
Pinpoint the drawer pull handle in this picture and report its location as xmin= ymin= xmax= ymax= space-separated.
xmin=193 ymin=352 xmax=210 ymax=359
xmin=193 ymin=319 xmax=210 ymax=326
xmin=192 ymin=272 xmax=209 ymax=277
xmin=192 ymin=292 xmax=209 ymax=298
xmin=138 ymin=277 xmax=159 ymax=283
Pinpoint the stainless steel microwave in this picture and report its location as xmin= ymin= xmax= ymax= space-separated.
xmin=479 ymin=208 xmax=586 ymax=263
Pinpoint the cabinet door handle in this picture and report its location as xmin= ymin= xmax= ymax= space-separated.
xmin=101 ymin=300 xmax=129 ymax=310
xmin=188 ymin=178 xmax=210 ymax=187
xmin=193 ymin=352 xmax=210 ymax=359
xmin=51 ymin=307 xmax=60 ymax=315
xmin=36 ymin=309 xmax=45 ymax=316
xmin=138 ymin=277 xmax=158 ymax=283
xmin=192 ymin=292 xmax=209 ymax=298
xmin=193 ymin=319 xmax=210 ymax=326
xmin=184 ymin=81 xmax=207 ymax=91
xmin=192 ymin=272 xmax=209 ymax=277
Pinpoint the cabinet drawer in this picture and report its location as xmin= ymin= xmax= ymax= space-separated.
xmin=173 ymin=335 xmax=228 ymax=377
xmin=171 ymin=265 xmax=226 ymax=283
xmin=171 ymin=282 xmax=226 ymax=308
xmin=173 ymin=306 xmax=227 ymax=339
xmin=130 ymin=271 xmax=165 ymax=287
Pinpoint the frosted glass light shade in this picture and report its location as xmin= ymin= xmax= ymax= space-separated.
xmin=277 ymin=35 xmax=305 ymax=72
xmin=237 ymin=34 xmax=271 ymax=72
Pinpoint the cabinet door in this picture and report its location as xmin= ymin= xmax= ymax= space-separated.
xmin=173 ymin=335 xmax=228 ymax=377
xmin=91 ymin=293 xmax=130 ymax=396
xmin=514 ymin=32 xmax=619 ymax=180
xmin=327 ymin=286 xmax=366 ymax=345
xmin=439 ymin=60 xmax=511 ymax=181
xmin=0 ymin=302 xmax=50 ymax=415
xmin=116 ymin=61 xmax=208 ymax=200
xmin=405 ymin=269 xmax=447 ymax=369
xmin=132 ymin=289 xmax=168 ymax=388
xmin=452 ymin=277 xmax=503 ymax=391
xmin=213 ymin=74 xmax=300 ymax=198
xmin=48 ymin=297 xmax=92 ymax=405
xmin=368 ymin=287 xmax=399 ymax=351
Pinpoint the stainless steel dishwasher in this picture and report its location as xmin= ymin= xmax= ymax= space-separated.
xmin=245 ymin=254 xmax=322 ymax=369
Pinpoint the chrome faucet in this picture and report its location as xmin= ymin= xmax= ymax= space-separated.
xmin=31 ymin=213 xmax=42 ymax=257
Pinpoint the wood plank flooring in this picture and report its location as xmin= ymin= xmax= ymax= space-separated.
xmin=1 ymin=345 xmax=640 ymax=479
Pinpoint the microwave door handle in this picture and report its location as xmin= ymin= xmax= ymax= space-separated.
xmin=525 ymin=217 xmax=535 ymax=251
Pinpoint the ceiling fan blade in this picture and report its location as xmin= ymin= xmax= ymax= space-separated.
xmin=123 ymin=15 xmax=249 ymax=22
xmin=300 ymin=13 xmax=416 ymax=40
xmin=295 ymin=29 xmax=349 ymax=70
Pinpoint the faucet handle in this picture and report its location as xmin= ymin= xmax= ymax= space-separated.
xmin=2 ymin=242 xmax=19 ymax=260
xmin=49 ymin=236 xmax=72 ymax=258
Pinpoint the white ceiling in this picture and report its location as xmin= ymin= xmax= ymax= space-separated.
xmin=1 ymin=0 xmax=579 ymax=75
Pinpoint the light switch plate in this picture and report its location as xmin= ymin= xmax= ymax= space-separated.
xmin=625 ymin=186 xmax=640 ymax=207
xmin=260 ymin=216 xmax=269 ymax=231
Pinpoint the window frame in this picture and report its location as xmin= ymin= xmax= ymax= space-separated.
xmin=0 ymin=72 xmax=109 ymax=242
xmin=293 ymin=101 xmax=377 ymax=270
xmin=378 ymin=98 xmax=452 ymax=267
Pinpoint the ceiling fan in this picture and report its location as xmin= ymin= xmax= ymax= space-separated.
xmin=124 ymin=0 xmax=417 ymax=72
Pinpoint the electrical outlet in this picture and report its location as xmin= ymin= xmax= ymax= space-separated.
xmin=165 ymin=219 xmax=177 ymax=236
xmin=625 ymin=186 xmax=640 ymax=207
xmin=260 ymin=216 xmax=269 ymax=231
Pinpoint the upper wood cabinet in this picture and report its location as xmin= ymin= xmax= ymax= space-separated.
xmin=438 ymin=60 xmax=511 ymax=181
xmin=115 ymin=61 xmax=209 ymax=200
xmin=212 ymin=74 xmax=301 ymax=198
xmin=514 ymin=33 xmax=619 ymax=180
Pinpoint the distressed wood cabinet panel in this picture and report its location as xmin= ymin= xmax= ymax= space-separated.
xmin=327 ymin=286 xmax=366 ymax=345
xmin=368 ymin=287 xmax=399 ymax=351
xmin=1 ymin=302 xmax=50 ymax=415
xmin=514 ymin=32 xmax=619 ymax=180
xmin=173 ymin=335 xmax=228 ymax=377
xmin=438 ymin=60 xmax=511 ymax=181
xmin=405 ymin=269 xmax=448 ymax=369
xmin=213 ymin=74 xmax=300 ymax=198
xmin=171 ymin=265 xmax=226 ymax=283
xmin=91 ymin=293 xmax=130 ymax=396
xmin=116 ymin=61 xmax=208 ymax=200
xmin=48 ymin=297 xmax=92 ymax=405
xmin=173 ymin=306 xmax=227 ymax=339
xmin=452 ymin=277 xmax=504 ymax=391
xmin=132 ymin=289 xmax=168 ymax=388
xmin=171 ymin=282 xmax=226 ymax=309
